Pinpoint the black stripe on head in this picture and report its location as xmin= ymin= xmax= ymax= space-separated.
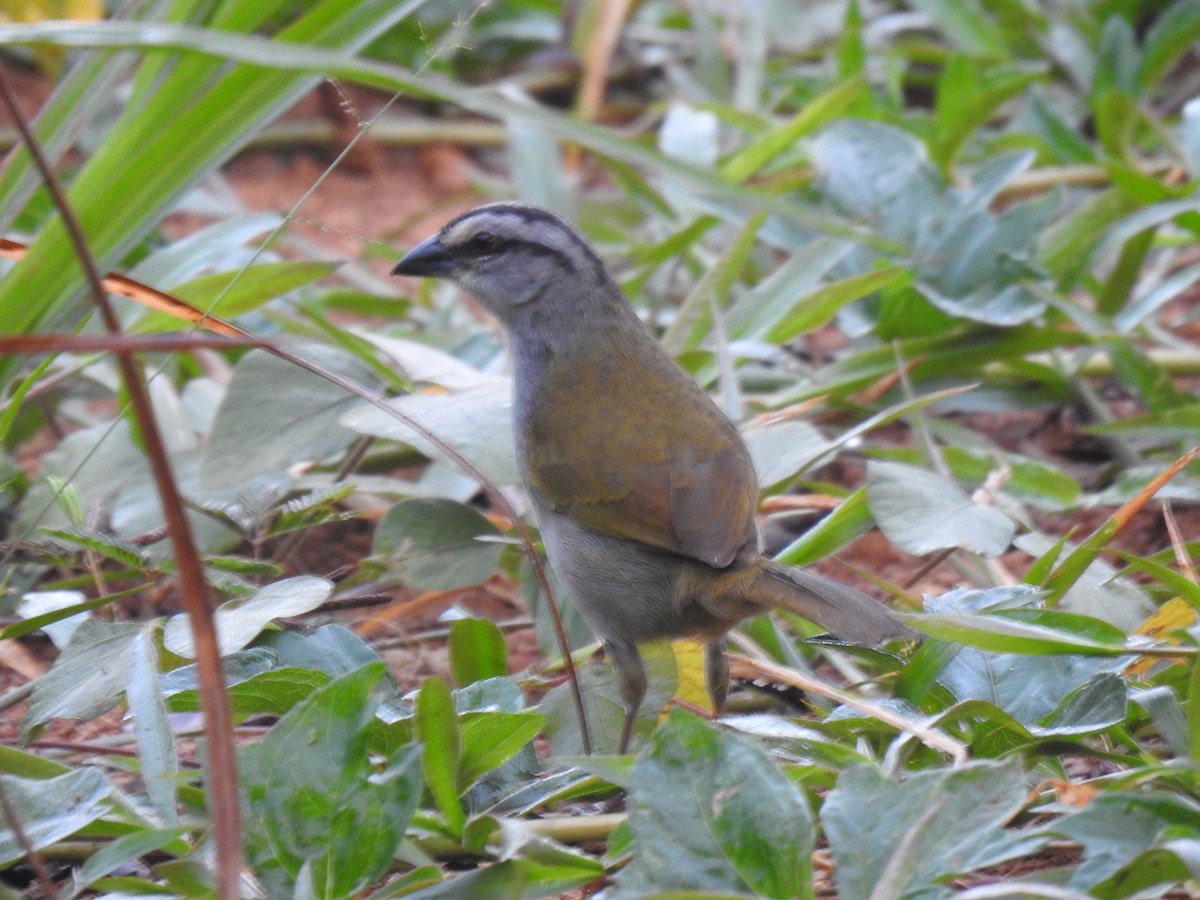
xmin=442 ymin=203 xmax=611 ymax=284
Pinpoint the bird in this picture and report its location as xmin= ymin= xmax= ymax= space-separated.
xmin=392 ymin=202 xmax=912 ymax=752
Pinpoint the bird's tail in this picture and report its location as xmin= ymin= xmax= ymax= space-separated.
xmin=745 ymin=559 xmax=914 ymax=645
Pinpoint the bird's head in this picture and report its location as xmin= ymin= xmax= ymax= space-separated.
xmin=391 ymin=203 xmax=614 ymax=321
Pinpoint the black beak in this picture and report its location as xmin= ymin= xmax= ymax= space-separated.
xmin=391 ymin=234 xmax=455 ymax=278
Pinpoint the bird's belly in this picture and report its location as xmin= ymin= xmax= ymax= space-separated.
xmin=534 ymin=504 xmax=727 ymax=643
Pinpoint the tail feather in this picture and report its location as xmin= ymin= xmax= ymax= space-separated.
xmin=751 ymin=560 xmax=914 ymax=645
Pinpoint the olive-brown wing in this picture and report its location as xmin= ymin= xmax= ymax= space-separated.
xmin=522 ymin=348 xmax=758 ymax=568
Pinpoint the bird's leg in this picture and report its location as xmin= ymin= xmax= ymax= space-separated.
xmin=704 ymin=637 xmax=729 ymax=714
xmin=605 ymin=639 xmax=646 ymax=754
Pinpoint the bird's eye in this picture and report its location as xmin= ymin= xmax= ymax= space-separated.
xmin=469 ymin=231 xmax=498 ymax=253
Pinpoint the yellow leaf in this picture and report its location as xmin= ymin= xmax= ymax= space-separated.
xmin=1124 ymin=597 xmax=1196 ymax=676
xmin=671 ymin=638 xmax=713 ymax=712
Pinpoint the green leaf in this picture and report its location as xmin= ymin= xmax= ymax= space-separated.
xmin=343 ymin=379 xmax=519 ymax=486
xmin=925 ymin=589 xmax=1126 ymax=732
xmin=241 ymin=663 xmax=421 ymax=899
xmin=135 ymin=261 xmax=339 ymax=332
xmin=398 ymin=829 xmax=601 ymax=899
xmin=900 ymin=610 xmax=1130 ymax=655
xmin=539 ymin=643 xmax=678 ymax=756
xmin=166 ymin=667 xmax=330 ymax=717
xmin=6 ymin=590 xmax=121 ymax=643
xmin=127 ymin=627 xmax=179 ymax=825
xmin=0 ymin=768 xmax=112 ymax=866
xmin=449 ymin=618 xmax=508 ymax=687
xmin=163 ymin=575 xmax=332 ymax=658
xmin=823 ymin=758 xmax=1033 ymax=897
xmin=416 ymin=677 xmax=465 ymax=836
xmin=721 ymin=77 xmax=866 ymax=182
xmin=0 ymin=746 xmax=69 ymax=779
xmin=36 ymin=524 xmax=147 ymax=567
xmin=932 ymin=55 xmax=1043 ymax=169
xmin=25 ymin=617 xmax=140 ymax=739
xmin=764 ymin=265 xmax=905 ymax=343
xmin=774 ymin=487 xmax=873 ymax=567
xmin=1047 ymin=793 xmax=1191 ymax=890
xmin=867 ymin=460 xmax=1016 ymax=557
xmin=0 ymin=0 xmax=421 ymax=389
xmin=1114 ymin=552 xmax=1200 ymax=612
xmin=836 ymin=1 xmax=865 ymax=78
xmin=457 ymin=711 xmax=543 ymax=790
xmin=1137 ymin=2 xmax=1200 ymax=90
xmin=907 ymin=0 xmax=1008 ymax=57
xmin=725 ymin=236 xmax=854 ymax=339
xmin=662 ymin=212 xmax=765 ymax=354
xmin=200 ymin=346 xmax=371 ymax=489
xmin=373 ymin=498 xmax=502 ymax=591
xmin=614 ymin=709 xmax=815 ymax=900
xmin=1021 ymin=531 xmax=1156 ymax=631
xmin=743 ymin=418 xmax=827 ymax=490
xmin=68 ymin=826 xmax=191 ymax=897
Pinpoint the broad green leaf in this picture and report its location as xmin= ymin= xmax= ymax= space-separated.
xmin=812 ymin=121 xmax=1050 ymax=326
xmin=743 ymin=418 xmax=827 ymax=489
xmin=200 ymin=346 xmax=370 ymax=489
xmin=0 ymin=768 xmax=112 ymax=866
xmin=449 ymin=618 xmax=508 ymax=687
xmin=241 ymin=663 xmax=421 ymax=899
xmin=261 ymin=624 xmax=385 ymax=678
xmin=823 ymin=758 xmax=1034 ymax=898
xmin=941 ymin=644 xmax=1121 ymax=734
xmin=163 ymin=575 xmax=332 ymax=658
xmin=372 ymin=498 xmax=502 ymax=591
xmin=24 ymin=617 xmax=139 ymax=738
xmin=867 ymin=460 xmax=1016 ymax=557
xmin=1045 ymin=793 xmax=1196 ymax=890
xmin=613 ymin=709 xmax=815 ymax=900
xmin=343 ymin=379 xmax=519 ymax=486
xmin=1092 ymin=841 xmax=1200 ymax=900
xmin=872 ymin=444 xmax=1081 ymax=511
xmin=457 ymin=711 xmax=544 ymax=790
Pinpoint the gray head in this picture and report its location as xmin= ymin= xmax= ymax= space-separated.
xmin=391 ymin=203 xmax=615 ymax=322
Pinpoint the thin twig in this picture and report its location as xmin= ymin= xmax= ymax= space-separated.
xmin=729 ymin=654 xmax=969 ymax=766
xmin=0 ymin=71 xmax=244 ymax=897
